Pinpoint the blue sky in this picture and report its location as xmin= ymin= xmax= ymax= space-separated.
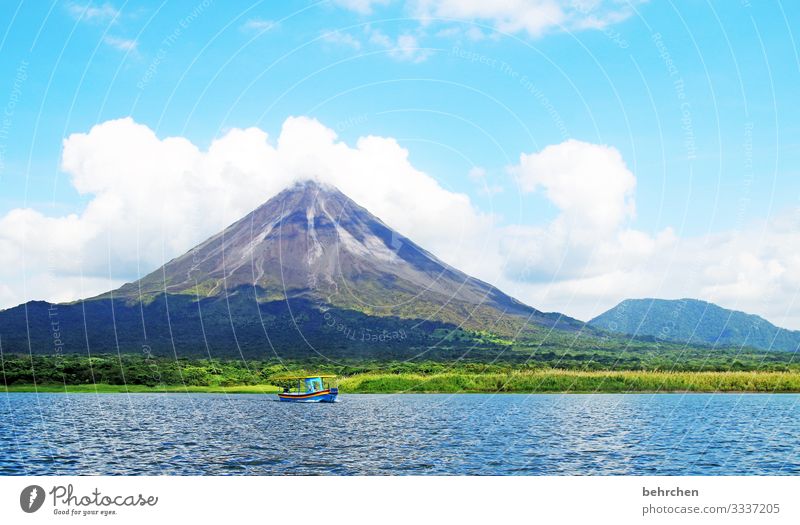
xmin=1 ymin=1 xmax=799 ymax=326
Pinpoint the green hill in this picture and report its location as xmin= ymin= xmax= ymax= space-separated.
xmin=589 ymin=298 xmax=800 ymax=352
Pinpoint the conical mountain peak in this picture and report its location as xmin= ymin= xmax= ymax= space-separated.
xmin=1 ymin=182 xmax=584 ymax=360
xmin=112 ymin=182 xmax=580 ymax=332
xmin=267 ymin=179 xmax=347 ymax=205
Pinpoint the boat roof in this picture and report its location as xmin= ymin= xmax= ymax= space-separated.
xmin=272 ymin=374 xmax=337 ymax=380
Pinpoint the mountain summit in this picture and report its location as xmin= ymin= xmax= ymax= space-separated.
xmin=1 ymin=181 xmax=580 ymax=358
xmin=115 ymin=180 xmax=547 ymax=327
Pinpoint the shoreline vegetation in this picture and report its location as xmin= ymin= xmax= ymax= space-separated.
xmin=5 ymin=370 xmax=800 ymax=394
xmin=3 ymin=355 xmax=800 ymax=394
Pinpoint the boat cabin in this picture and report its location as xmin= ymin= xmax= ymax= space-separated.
xmin=274 ymin=374 xmax=338 ymax=403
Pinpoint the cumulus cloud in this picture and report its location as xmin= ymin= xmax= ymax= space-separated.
xmin=514 ymin=139 xmax=636 ymax=237
xmin=2 ymin=117 xmax=799 ymax=330
xmin=0 ymin=117 xmax=491 ymax=309
xmin=493 ymin=139 xmax=799 ymax=329
xmin=497 ymin=139 xmax=666 ymax=290
xmin=510 ymin=217 xmax=800 ymax=331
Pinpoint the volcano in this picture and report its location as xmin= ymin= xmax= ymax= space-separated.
xmin=0 ymin=181 xmax=582 ymax=358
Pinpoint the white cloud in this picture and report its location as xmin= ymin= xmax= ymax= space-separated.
xmin=66 ymin=3 xmax=134 ymax=51
xmin=468 ymin=167 xmax=504 ymax=195
xmin=321 ymin=30 xmax=363 ymax=50
xmin=494 ymin=139 xmax=800 ymax=329
xmin=242 ymin=18 xmax=278 ymax=32
xmin=497 ymin=139 xmax=654 ymax=290
xmin=468 ymin=166 xmax=486 ymax=180
xmin=511 ymin=218 xmax=800 ymax=331
xmin=330 ymin=0 xmax=391 ymax=15
xmin=321 ymin=27 xmax=431 ymax=62
xmin=414 ymin=0 xmax=563 ymax=37
xmin=67 ymin=2 xmax=120 ymax=23
xmin=319 ymin=1 xmax=643 ymax=65
xmin=2 ymin=117 xmax=799 ymax=331
xmin=0 ymin=117 xmax=490 ymax=309
xmin=366 ymin=27 xmax=431 ymax=62
xmin=389 ymin=33 xmax=431 ymax=62
xmin=514 ymin=139 xmax=636 ymax=237
xmin=464 ymin=26 xmax=488 ymax=41
xmin=331 ymin=1 xmax=644 ymax=38
xmin=103 ymin=35 xmax=137 ymax=51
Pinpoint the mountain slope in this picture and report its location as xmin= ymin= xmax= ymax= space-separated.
xmin=108 ymin=180 xmax=571 ymax=331
xmin=589 ymin=298 xmax=800 ymax=352
xmin=0 ymin=181 xmax=584 ymax=358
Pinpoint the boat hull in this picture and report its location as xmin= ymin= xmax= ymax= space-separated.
xmin=278 ymin=388 xmax=338 ymax=403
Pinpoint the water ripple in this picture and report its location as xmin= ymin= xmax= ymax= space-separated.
xmin=0 ymin=393 xmax=798 ymax=475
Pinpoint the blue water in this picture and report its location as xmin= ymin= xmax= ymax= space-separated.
xmin=1 ymin=393 xmax=798 ymax=475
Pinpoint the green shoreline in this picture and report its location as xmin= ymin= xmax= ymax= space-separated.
xmin=6 ymin=370 xmax=800 ymax=394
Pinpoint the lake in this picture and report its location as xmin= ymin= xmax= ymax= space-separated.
xmin=1 ymin=392 xmax=798 ymax=475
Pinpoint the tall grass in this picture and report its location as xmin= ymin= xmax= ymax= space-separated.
xmin=337 ymin=370 xmax=800 ymax=393
xmin=7 ymin=371 xmax=800 ymax=394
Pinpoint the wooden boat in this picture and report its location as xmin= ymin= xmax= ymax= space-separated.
xmin=276 ymin=374 xmax=338 ymax=403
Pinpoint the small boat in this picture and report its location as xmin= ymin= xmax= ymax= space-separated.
xmin=276 ymin=374 xmax=338 ymax=403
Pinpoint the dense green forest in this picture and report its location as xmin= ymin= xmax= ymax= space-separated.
xmin=2 ymin=344 xmax=799 ymax=391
